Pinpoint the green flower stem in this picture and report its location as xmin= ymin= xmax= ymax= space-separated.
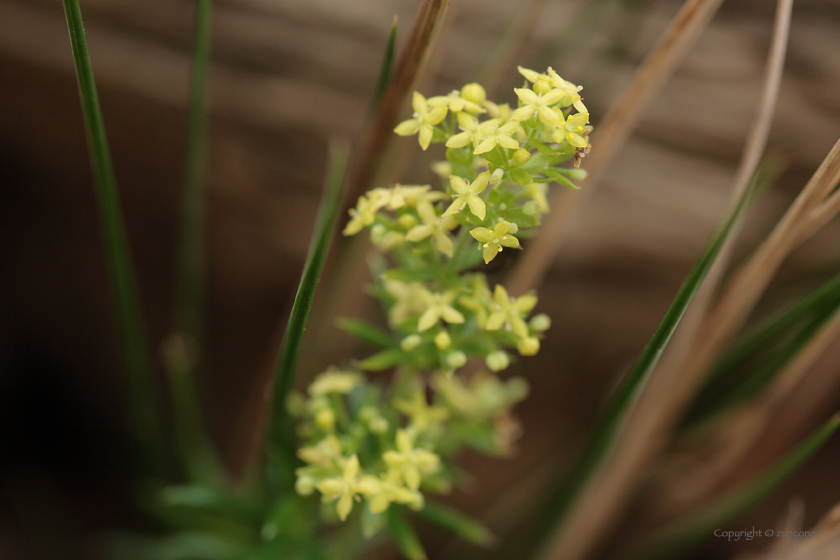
xmin=62 ymin=0 xmax=165 ymax=476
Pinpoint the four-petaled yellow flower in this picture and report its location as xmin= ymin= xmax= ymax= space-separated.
xmin=546 ymin=67 xmax=587 ymax=113
xmin=405 ymin=201 xmax=459 ymax=257
xmin=368 ymin=471 xmax=424 ymax=514
xmin=512 ymin=87 xmax=565 ymax=127
xmin=485 ymin=284 xmax=537 ymax=338
xmin=316 ymin=454 xmax=378 ymax=521
xmin=394 ymin=92 xmax=449 ymax=150
xmin=428 ymin=90 xmax=485 ymax=114
xmin=384 ymin=280 xmax=427 ymax=324
xmin=445 ymin=112 xmax=481 ymax=149
xmin=553 ymin=112 xmax=590 ymax=148
xmin=394 ymin=390 xmax=449 ymax=433
xmin=443 ymin=171 xmax=490 ymax=220
xmin=417 ymin=288 xmax=465 ymax=332
xmin=470 ymin=220 xmax=520 ymax=263
xmin=473 ymin=120 xmax=520 ymax=154
xmin=344 ymin=193 xmax=387 ymax=236
xmin=383 ymin=430 xmax=440 ymax=491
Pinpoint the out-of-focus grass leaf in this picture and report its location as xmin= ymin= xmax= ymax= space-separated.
xmin=337 ymin=317 xmax=394 ymax=348
xmin=61 ymin=0 xmax=164 ymax=475
xmin=615 ymin=414 xmax=840 ymax=560
xmin=414 ymin=501 xmax=495 ymax=547
xmin=369 ymin=16 xmax=398 ymax=114
xmin=388 ymin=508 xmax=427 ymax=560
xmin=268 ymin=142 xmax=350 ymax=453
xmin=685 ymin=272 xmax=840 ymax=426
xmin=108 ymin=532 xmax=253 ymax=560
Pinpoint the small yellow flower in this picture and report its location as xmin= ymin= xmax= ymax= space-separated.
xmin=316 ymin=455 xmax=378 ymax=521
xmin=546 ymin=67 xmax=587 ymax=113
xmin=443 ymin=171 xmax=490 ymax=220
xmin=473 ymin=119 xmax=521 ymax=154
xmin=553 ymin=112 xmax=590 ymax=148
xmin=470 ymin=220 xmax=520 ymax=263
xmin=417 ymin=288 xmax=465 ymax=331
xmin=394 ymin=92 xmax=449 ymax=150
xmin=512 ymin=87 xmax=565 ymax=127
xmin=297 ymin=434 xmax=342 ymax=465
xmin=445 ymin=112 xmax=481 ymax=149
xmin=485 ymin=284 xmax=537 ymax=338
xmin=384 ymin=280 xmax=426 ymax=324
xmin=367 ymin=471 xmax=424 ymax=514
xmin=383 ymin=430 xmax=440 ymax=491
xmin=428 ymin=90 xmax=485 ymax=114
xmin=308 ymin=370 xmax=363 ymax=396
xmin=343 ymin=193 xmax=387 ymax=236
xmin=405 ymin=202 xmax=459 ymax=257
xmin=394 ymin=390 xmax=449 ymax=433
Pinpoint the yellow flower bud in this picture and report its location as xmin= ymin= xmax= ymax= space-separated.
xmin=486 ymin=350 xmax=510 ymax=372
xmin=315 ymin=408 xmax=336 ymax=431
xmin=512 ymin=148 xmax=531 ymax=166
xmin=401 ymin=334 xmax=422 ymax=351
xmin=434 ymin=330 xmax=452 ymax=350
xmin=517 ymin=336 xmax=540 ymax=356
xmin=529 ymin=313 xmax=551 ymax=332
xmin=446 ymin=351 xmax=467 ymax=369
xmin=533 ymin=78 xmax=552 ymax=96
xmin=398 ymin=214 xmax=418 ymax=230
xmin=295 ymin=475 xmax=316 ymax=496
xmin=460 ymin=82 xmax=486 ymax=105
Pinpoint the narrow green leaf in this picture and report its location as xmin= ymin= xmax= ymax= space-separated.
xmin=388 ymin=509 xmax=427 ymax=560
xmin=359 ymin=349 xmax=404 ymax=371
xmin=62 ymin=0 xmax=164 ymax=475
xmin=493 ymin=173 xmax=758 ymax=559
xmin=414 ymin=501 xmax=496 ymax=547
xmin=510 ymin=167 xmax=533 ymax=186
xmin=337 ymin=317 xmax=394 ymax=348
xmin=542 ymin=168 xmax=581 ymax=190
xmin=268 ymin=142 xmax=350 ymax=451
xmin=685 ymin=271 xmax=840 ymax=425
xmin=616 ymin=414 xmax=840 ymax=560
xmin=173 ymin=0 xmax=213 ymax=349
xmin=369 ymin=16 xmax=399 ymax=114
xmin=381 ymin=267 xmax=439 ymax=282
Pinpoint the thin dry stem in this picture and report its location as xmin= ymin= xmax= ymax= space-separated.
xmin=507 ymin=0 xmax=727 ymax=296
xmin=538 ymin=2 xmax=796 ymax=558
xmin=345 ymin=0 xmax=451 ymax=205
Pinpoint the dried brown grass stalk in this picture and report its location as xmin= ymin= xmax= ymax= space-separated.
xmin=345 ymin=0 xmax=451 ymax=205
xmin=506 ymin=0 xmax=727 ymax=296
xmin=538 ymin=2 xmax=798 ymax=558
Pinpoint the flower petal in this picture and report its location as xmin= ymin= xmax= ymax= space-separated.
xmin=394 ymin=119 xmax=420 ymax=136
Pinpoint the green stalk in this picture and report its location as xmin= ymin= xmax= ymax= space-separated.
xmin=267 ymin=142 xmax=350 ymax=454
xmin=174 ymin=0 xmax=213 ymax=347
xmin=62 ymin=0 xmax=164 ymax=475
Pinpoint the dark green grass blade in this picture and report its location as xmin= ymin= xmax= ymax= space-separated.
xmin=62 ymin=0 xmax=164 ymax=475
xmin=490 ymin=180 xmax=757 ymax=560
xmin=685 ymin=272 xmax=840 ymax=425
xmin=173 ymin=0 xmax=213 ymax=347
xmin=388 ymin=509 xmax=427 ymax=560
xmin=414 ymin=501 xmax=495 ymax=547
xmin=268 ymin=142 xmax=350 ymax=452
xmin=369 ymin=16 xmax=398 ymax=115
xmin=616 ymin=414 xmax=840 ymax=560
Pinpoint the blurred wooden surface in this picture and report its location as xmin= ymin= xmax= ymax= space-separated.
xmin=1 ymin=0 xmax=840 ymax=558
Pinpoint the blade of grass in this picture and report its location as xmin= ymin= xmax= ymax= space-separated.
xmin=62 ymin=0 xmax=164 ymax=475
xmin=369 ymin=16 xmax=398 ymax=115
xmin=506 ymin=0 xmax=727 ymax=295
xmin=686 ymin=272 xmax=840 ymax=425
xmin=267 ymin=141 xmax=350 ymax=454
xmin=414 ymin=501 xmax=496 ymax=548
xmin=388 ymin=509 xmax=427 ymax=560
xmin=173 ymin=0 xmax=213 ymax=349
xmin=616 ymin=414 xmax=840 ymax=560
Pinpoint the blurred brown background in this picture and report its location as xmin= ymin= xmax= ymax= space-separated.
xmin=1 ymin=0 xmax=840 ymax=558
